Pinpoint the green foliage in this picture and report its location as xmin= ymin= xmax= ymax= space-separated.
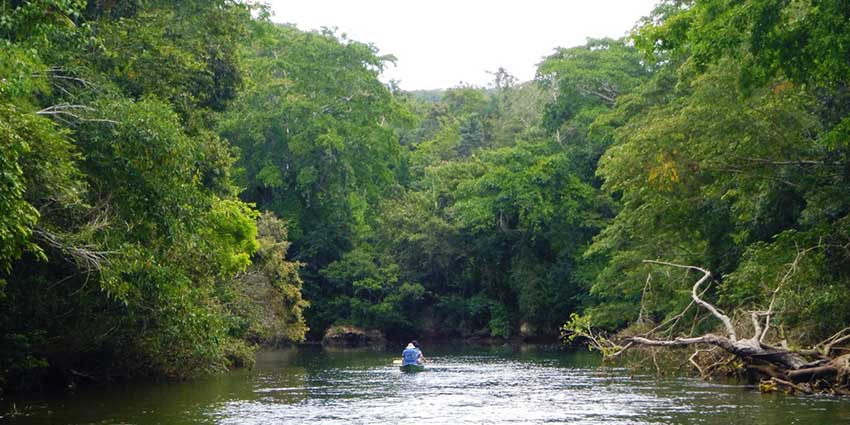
xmin=220 ymin=22 xmax=415 ymax=339
xmin=0 ymin=0 xmax=307 ymax=390
xmin=203 ymin=199 xmax=260 ymax=276
xmin=0 ymin=104 xmax=43 ymax=273
xmin=228 ymin=213 xmax=309 ymax=344
xmin=487 ymin=304 xmax=513 ymax=339
xmin=75 ymin=97 xmax=201 ymax=239
xmin=221 ymin=23 xmax=410 ymax=235
xmin=582 ymin=0 xmax=850 ymax=346
xmin=0 ymin=43 xmax=83 ymax=274
xmin=4 ymin=0 xmax=850 ymax=392
xmin=352 ymin=57 xmax=631 ymax=339
xmin=90 ymin=1 xmax=250 ymax=115
xmin=536 ymin=38 xmax=651 ymax=183
xmin=635 ymin=0 xmax=850 ymax=89
xmin=0 ymin=0 xmax=86 ymax=43
xmin=561 ymin=313 xmax=621 ymax=356
xmin=317 ymin=245 xmax=424 ymax=339
xmin=537 ymin=38 xmax=649 ymax=130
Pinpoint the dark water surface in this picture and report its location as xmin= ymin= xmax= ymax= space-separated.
xmin=2 ymin=344 xmax=850 ymax=424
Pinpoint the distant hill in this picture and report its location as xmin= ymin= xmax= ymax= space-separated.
xmin=406 ymin=89 xmax=445 ymax=103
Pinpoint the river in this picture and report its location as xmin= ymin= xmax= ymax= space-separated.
xmin=2 ymin=344 xmax=849 ymax=424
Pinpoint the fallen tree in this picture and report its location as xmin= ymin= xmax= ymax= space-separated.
xmin=565 ymin=259 xmax=850 ymax=395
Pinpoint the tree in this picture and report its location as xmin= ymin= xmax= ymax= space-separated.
xmin=0 ymin=0 xmax=308 ymax=389
xmin=569 ymin=0 xmax=850 ymax=393
xmin=220 ymin=22 xmax=412 ymax=338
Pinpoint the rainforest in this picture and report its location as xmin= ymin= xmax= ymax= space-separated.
xmin=2 ymin=0 xmax=850 ymax=400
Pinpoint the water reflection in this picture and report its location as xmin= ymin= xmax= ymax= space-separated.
xmin=2 ymin=344 xmax=850 ymax=424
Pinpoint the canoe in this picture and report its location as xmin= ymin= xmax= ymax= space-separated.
xmin=399 ymin=364 xmax=425 ymax=372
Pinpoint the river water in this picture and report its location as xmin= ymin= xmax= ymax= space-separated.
xmin=2 ymin=344 xmax=849 ymax=424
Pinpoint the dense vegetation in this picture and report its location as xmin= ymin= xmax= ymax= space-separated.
xmin=0 ymin=0 xmax=307 ymax=390
xmin=2 ymin=0 xmax=849 ymax=392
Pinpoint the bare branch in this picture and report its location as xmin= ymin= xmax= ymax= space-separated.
xmin=815 ymin=327 xmax=850 ymax=356
xmin=751 ymin=311 xmax=763 ymax=340
xmin=36 ymin=104 xmax=119 ymax=124
xmin=689 ymin=350 xmax=707 ymax=378
xmin=34 ymin=229 xmax=115 ymax=273
xmin=760 ymin=247 xmax=803 ymax=342
xmin=737 ymin=157 xmax=823 ymax=166
xmin=604 ymin=256 xmax=848 ymax=394
xmin=771 ymin=378 xmax=814 ymax=394
xmin=628 ymin=334 xmax=727 ymax=348
xmin=33 ymin=68 xmax=93 ymax=87
xmin=640 ymin=282 xmax=710 ymax=338
xmin=37 ymin=104 xmax=94 ymax=114
xmin=575 ymin=84 xmax=617 ymax=105
xmin=637 ymin=273 xmax=652 ymax=324
xmin=606 ymin=341 xmax=634 ymax=358
xmin=643 ymin=260 xmax=737 ymax=341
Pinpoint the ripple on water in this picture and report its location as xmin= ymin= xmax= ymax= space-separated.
xmin=4 ymin=347 xmax=850 ymax=424
xmin=199 ymin=350 xmax=849 ymax=425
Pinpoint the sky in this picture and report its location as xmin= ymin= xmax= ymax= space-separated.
xmin=264 ymin=0 xmax=660 ymax=90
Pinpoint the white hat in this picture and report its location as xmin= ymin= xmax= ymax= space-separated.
xmin=406 ymin=343 xmax=415 ymax=349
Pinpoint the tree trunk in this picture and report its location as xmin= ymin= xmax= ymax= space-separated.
xmin=609 ymin=261 xmax=850 ymax=395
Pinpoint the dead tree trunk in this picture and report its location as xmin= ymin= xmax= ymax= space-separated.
xmin=611 ymin=261 xmax=850 ymax=395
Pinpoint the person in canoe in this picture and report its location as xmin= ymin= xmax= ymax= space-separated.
xmin=402 ymin=340 xmax=425 ymax=366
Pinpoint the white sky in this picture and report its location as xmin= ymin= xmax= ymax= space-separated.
xmin=264 ymin=1 xmax=659 ymax=90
